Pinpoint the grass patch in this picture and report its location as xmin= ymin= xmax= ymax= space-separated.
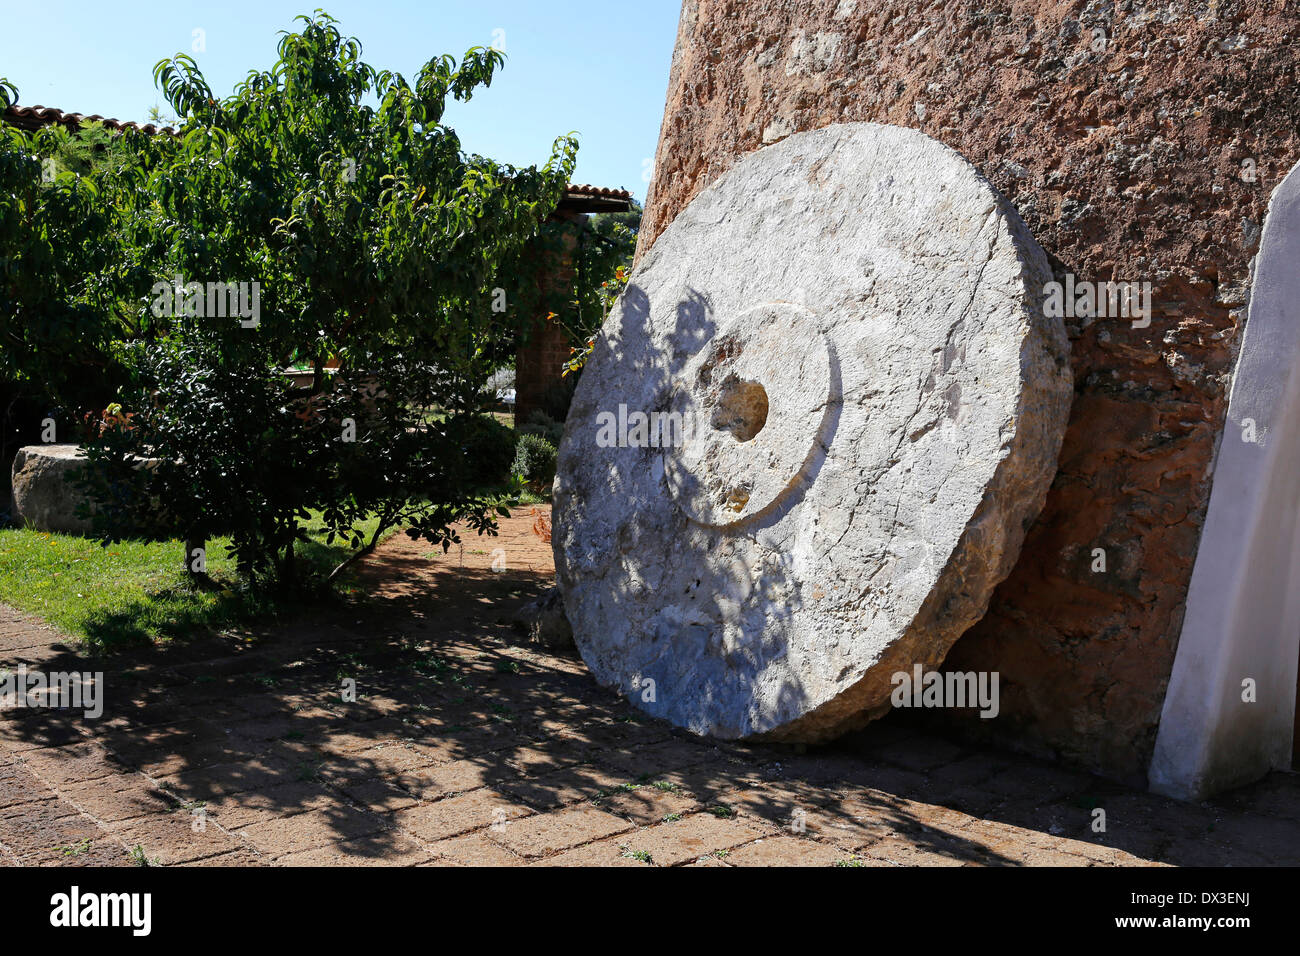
xmin=0 ymin=471 xmax=543 ymax=653
xmin=483 ymin=485 xmax=549 ymax=509
xmin=0 ymin=510 xmax=385 ymax=652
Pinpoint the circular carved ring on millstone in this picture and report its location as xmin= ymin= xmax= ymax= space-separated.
xmin=663 ymin=302 xmax=833 ymax=527
xmin=552 ymin=122 xmax=1072 ymax=743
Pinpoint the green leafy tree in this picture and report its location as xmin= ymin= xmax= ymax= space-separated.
xmin=0 ymin=80 xmax=159 ymax=419
xmin=77 ymin=12 xmax=577 ymax=590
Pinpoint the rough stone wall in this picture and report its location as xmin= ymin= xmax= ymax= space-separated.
xmin=638 ymin=0 xmax=1300 ymax=785
xmin=515 ymin=320 xmax=572 ymax=425
xmin=515 ymin=212 xmax=583 ymax=425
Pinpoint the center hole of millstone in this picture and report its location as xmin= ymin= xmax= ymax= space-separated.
xmin=710 ymin=376 xmax=769 ymax=443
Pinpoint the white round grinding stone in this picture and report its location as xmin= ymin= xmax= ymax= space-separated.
xmin=662 ymin=302 xmax=832 ymax=526
xmin=553 ymin=122 xmax=1072 ymax=742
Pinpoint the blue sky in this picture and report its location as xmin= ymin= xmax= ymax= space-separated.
xmin=0 ymin=0 xmax=681 ymax=201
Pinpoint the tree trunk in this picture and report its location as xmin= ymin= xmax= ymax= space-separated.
xmin=281 ymin=539 xmax=296 ymax=592
xmin=184 ymin=536 xmax=209 ymax=587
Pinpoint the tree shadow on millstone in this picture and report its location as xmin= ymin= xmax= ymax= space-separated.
xmin=557 ymin=281 xmax=849 ymax=740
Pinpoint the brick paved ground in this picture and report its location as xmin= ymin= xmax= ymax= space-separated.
xmin=1 ymin=508 xmax=1298 ymax=867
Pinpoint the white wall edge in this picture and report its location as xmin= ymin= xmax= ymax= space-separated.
xmin=1149 ymin=162 xmax=1300 ymax=801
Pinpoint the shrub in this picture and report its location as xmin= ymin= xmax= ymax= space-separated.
xmin=511 ymin=433 xmax=557 ymax=492
xmin=54 ymin=13 xmax=577 ymax=591
xmin=518 ymin=409 xmax=564 ymax=447
xmin=451 ymin=414 xmax=517 ymax=488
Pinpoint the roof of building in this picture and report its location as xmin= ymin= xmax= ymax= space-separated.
xmin=2 ymin=103 xmax=634 ymax=211
xmin=557 ymin=183 xmax=635 ymax=213
xmin=4 ymin=104 xmax=180 ymax=135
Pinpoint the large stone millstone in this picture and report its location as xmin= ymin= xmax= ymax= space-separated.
xmin=10 ymin=444 xmax=94 ymax=534
xmin=554 ymin=122 xmax=1072 ymax=742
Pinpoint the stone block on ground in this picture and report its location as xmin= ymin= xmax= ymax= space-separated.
xmin=10 ymin=444 xmax=93 ymax=534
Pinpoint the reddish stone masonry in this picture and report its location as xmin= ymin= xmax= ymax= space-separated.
xmin=515 ymin=210 xmax=582 ymax=427
xmin=638 ymin=0 xmax=1300 ymax=786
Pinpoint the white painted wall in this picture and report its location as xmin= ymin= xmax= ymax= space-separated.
xmin=1149 ymin=162 xmax=1300 ymax=800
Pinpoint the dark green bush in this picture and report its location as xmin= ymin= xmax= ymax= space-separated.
xmin=518 ymin=409 xmax=564 ymax=447
xmin=511 ymin=432 xmax=557 ymax=492
xmin=452 ymin=414 xmax=517 ymax=488
xmin=7 ymin=14 xmax=577 ymax=591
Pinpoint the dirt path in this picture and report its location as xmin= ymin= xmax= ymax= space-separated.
xmin=1 ymin=507 xmax=1298 ymax=866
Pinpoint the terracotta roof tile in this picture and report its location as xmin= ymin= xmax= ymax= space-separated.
xmin=563 ymin=183 xmax=633 ymax=200
xmin=4 ymin=104 xmax=180 ymax=135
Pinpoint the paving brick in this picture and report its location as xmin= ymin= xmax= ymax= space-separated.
xmin=499 ymin=763 xmax=633 ymax=810
xmin=776 ymin=804 xmax=899 ymax=852
xmin=17 ymin=742 xmax=119 ymax=786
xmin=0 ymin=766 xmax=55 ymax=809
xmin=530 ymin=838 xmax=649 ymax=867
xmin=618 ymin=812 xmax=769 ymax=866
xmin=177 ymin=847 xmax=268 ymax=866
xmin=833 ymin=762 xmax=931 ymax=798
xmin=595 ymin=737 xmax=714 ymax=778
xmin=12 ymin=810 xmax=110 ymax=864
xmin=392 ymin=757 xmax=517 ymax=802
xmin=0 ymin=796 xmax=83 ymax=854
xmin=1060 ymin=839 xmax=1162 ymax=866
xmin=487 ymin=806 xmax=633 ymax=859
xmin=870 ymin=735 xmax=970 ymax=774
xmin=26 ymin=843 xmax=132 ymax=867
xmin=276 ymin=831 xmax=433 ymax=866
xmin=684 ymin=853 xmax=732 ymax=867
xmin=430 ymin=831 xmax=525 ymax=866
xmin=334 ymin=777 xmax=420 ymax=814
xmin=0 ymin=711 xmax=85 ymax=752
xmin=321 ymin=741 xmax=442 ymax=781
xmin=391 ymin=789 xmax=529 ymax=843
xmin=61 ymin=777 xmax=178 ymax=824
xmin=924 ymin=754 xmax=1014 ymax=791
xmin=502 ymin=741 xmax=589 ymax=777
xmin=112 ymin=812 xmax=244 ymax=865
xmin=725 ymin=835 xmax=847 ymax=867
xmin=861 ymin=835 xmax=981 ymax=866
xmin=724 ymin=785 xmax=837 ymax=829
xmin=954 ymin=819 xmax=1097 ymax=866
xmin=238 ymin=805 xmax=386 ymax=858
xmin=595 ymin=783 xmax=700 ymax=825
xmin=980 ymin=762 xmax=1093 ymax=803
xmin=205 ymin=782 xmax=337 ymax=830
xmin=156 ymin=754 xmax=297 ymax=800
xmin=1 ymin=515 xmax=1298 ymax=869
xmin=314 ymin=720 xmax=423 ymax=756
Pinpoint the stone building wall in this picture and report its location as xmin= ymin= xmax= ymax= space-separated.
xmin=637 ymin=0 xmax=1300 ymax=785
xmin=515 ymin=211 xmax=583 ymax=426
xmin=515 ymin=319 xmax=573 ymax=425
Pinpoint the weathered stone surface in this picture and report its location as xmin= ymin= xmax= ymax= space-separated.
xmin=513 ymin=586 xmax=574 ymax=650
xmin=10 ymin=445 xmax=93 ymax=534
xmin=555 ymin=122 xmax=1072 ymax=742
xmin=639 ymin=0 xmax=1299 ymax=783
